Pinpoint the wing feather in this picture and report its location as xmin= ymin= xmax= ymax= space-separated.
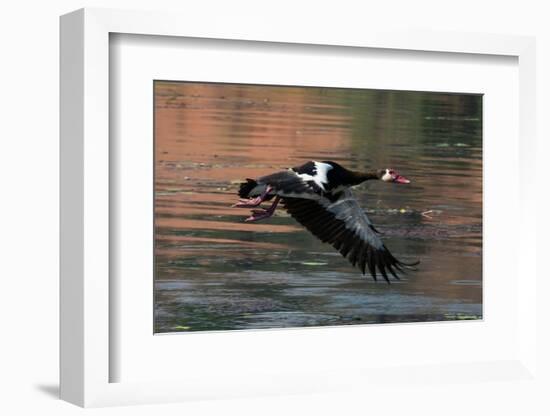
xmin=282 ymin=190 xmax=418 ymax=282
xmin=256 ymin=170 xmax=323 ymax=198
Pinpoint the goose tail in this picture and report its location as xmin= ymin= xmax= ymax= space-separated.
xmin=238 ymin=179 xmax=258 ymax=198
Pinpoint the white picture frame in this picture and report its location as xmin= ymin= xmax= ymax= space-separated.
xmin=60 ymin=7 xmax=538 ymax=408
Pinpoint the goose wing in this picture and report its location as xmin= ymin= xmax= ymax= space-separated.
xmin=258 ymin=169 xmax=325 ymax=198
xmin=241 ymin=161 xmax=333 ymax=199
xmin=282 ymin=189 xmax=417 ymax=282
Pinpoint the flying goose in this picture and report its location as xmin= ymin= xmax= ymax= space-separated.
xmin=233 ymin=161 xmax=419 ymax=282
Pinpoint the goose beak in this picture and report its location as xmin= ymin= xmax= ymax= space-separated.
xmin=393 ymin=174 xmax=411 ymax=184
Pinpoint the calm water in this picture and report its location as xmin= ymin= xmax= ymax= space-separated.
xmin=154 ymin=81 xmax=482 ymax=333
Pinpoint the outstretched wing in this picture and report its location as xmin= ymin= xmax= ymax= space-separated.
xmin=241 ymin=161 xmax=333 ymax=199
xmin=257 ymin=169 xmax=325 ymax=198
xmin=282 ymin=190 xmax=417 ymax=282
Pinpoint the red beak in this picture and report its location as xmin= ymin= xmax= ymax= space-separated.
xmin=393 ymin=175 xmax=411 ymax=184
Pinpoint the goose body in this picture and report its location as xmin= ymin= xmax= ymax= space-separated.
xmin=234 ymin=161 xmax=418 ymax=282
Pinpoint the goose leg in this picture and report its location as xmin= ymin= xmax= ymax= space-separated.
xmin=245 ymin=196 xmax=281 ymax=222
xmin=232 ymin=185 xmax=273 ymax=208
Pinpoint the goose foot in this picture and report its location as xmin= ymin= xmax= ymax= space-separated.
xmin=245 ymin=196 xmax=281 ymax=222
xmin=232 ymin=186 xmax=273 ymax=208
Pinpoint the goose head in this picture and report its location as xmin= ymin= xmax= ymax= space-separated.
xmin=379 ymin=168 xmax=411 ymax=184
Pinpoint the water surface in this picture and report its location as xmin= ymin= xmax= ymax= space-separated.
xmin=154 ymin=81 xmax=482 ymax=333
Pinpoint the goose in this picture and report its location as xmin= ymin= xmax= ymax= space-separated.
xmin=233 ymin=160 xmax=419 ymax=282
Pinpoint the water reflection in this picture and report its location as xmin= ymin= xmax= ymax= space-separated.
xmin=154 ymin=81 xmax=482 ymax=333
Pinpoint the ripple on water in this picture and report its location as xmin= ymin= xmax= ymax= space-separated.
xmin=154 ymin=82 xmax=483 ymax=333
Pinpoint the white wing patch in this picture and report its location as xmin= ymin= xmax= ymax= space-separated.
xmin=295 ymin=161 xmax=333 ymax=191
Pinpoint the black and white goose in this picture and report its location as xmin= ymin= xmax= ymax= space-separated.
xmin=234 ymin=161 xmax=418 ymax=282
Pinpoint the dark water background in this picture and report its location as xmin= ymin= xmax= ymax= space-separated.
xmin=154 ymin=81 xmax=482 ymax=333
